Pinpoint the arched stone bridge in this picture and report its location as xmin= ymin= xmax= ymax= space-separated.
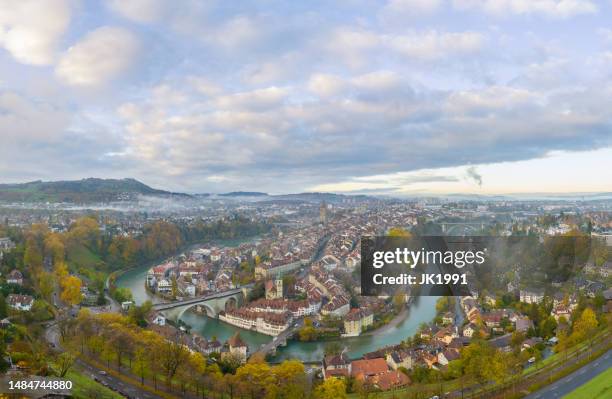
xmin=152 ymin=286 xmax=251 ymax=320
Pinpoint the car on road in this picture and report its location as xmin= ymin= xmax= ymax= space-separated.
xmin=99 ymin=370 xmax=107 ymax=375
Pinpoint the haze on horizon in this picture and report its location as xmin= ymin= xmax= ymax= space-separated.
xmin=1 ymin=0 xmax=611 ymax=195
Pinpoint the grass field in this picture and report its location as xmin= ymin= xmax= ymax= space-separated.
xmin=66 ymin=369 xmax=123 ymax=399
xmin=562 ymin=367 xmax=612 ymax=399
xmin=66 ymin=242 xmax=108 ymax=281
xmin=67 ymin=243 xmax=104 ymax=269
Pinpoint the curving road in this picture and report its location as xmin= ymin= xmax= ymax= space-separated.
xmin=524 ymin=349 xmax=612 ymax=399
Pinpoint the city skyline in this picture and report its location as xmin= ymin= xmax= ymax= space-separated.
xmin=1 ymin=0 xmax=611 ymax=194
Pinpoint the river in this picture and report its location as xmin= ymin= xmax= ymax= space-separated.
xmin=116 ymin=238 xmax=440 ymax=362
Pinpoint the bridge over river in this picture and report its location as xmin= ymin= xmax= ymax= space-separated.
xmin=254 ymin=318 xmax=304 ymax=356
xmin=153 ymin=286 xmax=252 ymax=319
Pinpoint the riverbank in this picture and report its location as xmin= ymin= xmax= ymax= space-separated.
xmin=365 ymin=306 xmax=409 ymax=336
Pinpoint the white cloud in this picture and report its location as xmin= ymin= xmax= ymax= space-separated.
xmin=382 ymin=0 xmax=442 ymax=16
xmin=187 ymin=77 xmax=224 ymax=97
xmin=0 ymin=90 xmax=68 ymax=140
xmin=351 ymin=71 xmax=402 ymax=91
xmin=386 ymin=31 xmax=484 ymax=60
xmin=323 ymin=28 xmax=484 ymax=67
xmin=55 ymin=27 xmax=141 ymax=87
xmin=444 ymin=86 xmax=541 ymax=114
xmin=106 ymin=0 xmax=167 ymax=23
xmin=206 ymin=15 xmax=263 ymax=49
xmin=325 ymin=28 xmax=381 ymax=68
xmin=452 ymin=0 xmax=597 ymax=18
xmin=214 ymin=87 xmax=289 ymax=111
xmin=0 ymin=0 xmax=71 ymax=65
xmin=308 ymin=74 xmax=346 ymax=97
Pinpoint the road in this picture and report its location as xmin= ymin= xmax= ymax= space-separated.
xmin=524 ymin=349 xmax=612 ymax=399
xmin=45 ymin=322 xmax=164 ymax=399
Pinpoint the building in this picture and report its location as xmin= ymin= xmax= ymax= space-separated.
xmin=184 ymin=284 xmax=196 ymax=297
xmin=0 ymin=237 xmax=15 ymax=252
xmin=219 ymin=308 xmax=293 ymax=336
xmin=157 ymin=279 xmax=172 ymax=293
xmin=441 ymin=312 xmax=454 ymax=325
xmin=320 ymin=201 xmax=328 ymax=224
xmin=489 ymin=334 xmax=512 ymax=353
xmin=551 ymin=305 xmax=572 ymax=322
xmin=147 ymin=312 xmax=167 ymax=326
xmin=520 ymin=288 xmax=545 ymax=304
xmin=265 ymin=278 xmax=283 ymax=299
xmin=437 ymin=349 xmax=460 ymax=365
xmin=351 ymin=358 xmax=389 ymax=381
xmin=386 ymin=350 xmax=413 ymax=370
xmin=343 ymin=308 xmax=374 ymax=337
xmin=462 ymin=323 xmax=477 ymax=338
xmin=515 ymin=316 xmax=534 ymax=333
xmin=255 ymin=260 xmax=303 ymax=280
xmin=323 ymin=353 xmax=351 ymax=379
xmin=7 ymin=294 xmax=34 ymax=311
xmin=321 ymin=296 xmax=350 ymax=317
xmin=227 ymin=333 xmax=248 ymax=362
xmin=6 ymin=269 xmax=23 ymax=285
xmin=371 ymin=370 xmax=411 ymax=391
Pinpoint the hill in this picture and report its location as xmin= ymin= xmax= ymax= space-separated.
xmin=0 ymin=178 xmax=188 ymax=203
xmin=219 ymin=191 xmax=269 ymax=197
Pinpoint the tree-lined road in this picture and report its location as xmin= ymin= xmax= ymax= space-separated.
xmin=525 ymin=349 xmax=611 ymax=399
xmin=45 ymin=322 xmax=164 ymax=399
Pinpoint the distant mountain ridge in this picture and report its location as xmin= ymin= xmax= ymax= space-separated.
xmin=219 ymin=191 xmax=269 ymax=197
xmin=0 ymin=178 xmax=188 ymax=203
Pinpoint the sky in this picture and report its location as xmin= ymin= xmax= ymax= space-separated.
xmin=0 ymin=0 xmax=611 ymax=195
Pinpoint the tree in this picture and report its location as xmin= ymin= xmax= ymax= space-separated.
xmin=109 ymin=326 xmax=134 ymax=371
xmin=38 ymin=271 xmax=55 ymax=301
xmin=54 ymin=261 xmax=69 ymax=280
xmin=112 ymin=287 xmax=133 ymax=303
xmin=53 ymin=352 xmax=75 ymax=377
xmin=44 ymin=234 xmax=65 ymax=264
xmin=0 ymin=295 xmax=7 ymax=319
xmin=388 ymin=227 xmax=411 ymax=238
xmin=314 ymin=378 xmax=347 ymax=399
xmin=171 ymin=276 xmax=178 ymax=299
xmin=235 ymin=361 xmax=274 ymax=398
xmin=274 ymin=360 xmax=307 ymax=398
xmin=572 ymin=307 xmax=598 ymax=356
xmin=128 ymin=301 xmax=152 ymax=327
xmin=324 ymin=341 xmax=343 ymax=356
xmin=571 ymin=308 xmax=598 ymax=341
xmin=24 ymin=237 xmax=43 ymax=269
xmin=159 ymin=337 xmax=190 ymax=388
xmin=462 ymin=340 xmax=509 ymax=389
xmin=60 ymin=275 xmax=82 ymax=306
xmin=448 ymin=360 xmax=466 ymax=398
xmin=67 ymin=217 xmax=101 ymax=251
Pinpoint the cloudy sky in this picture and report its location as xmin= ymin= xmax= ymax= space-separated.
xmin=1 ymin=0 xmax=611 ymax=195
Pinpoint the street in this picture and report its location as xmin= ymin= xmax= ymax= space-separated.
xmin=524 ymin=349 xmax=612 ymax=399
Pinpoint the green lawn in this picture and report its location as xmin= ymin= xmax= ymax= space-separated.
xmin=67 ymin=242 xmax=108 ymax=281
xmin=67 ymin=369 xmax=124 ymax=399
xmin=562 ymin=367 xmax=612 ymax=399
xmin=67 ymin=243 xmax=104 ymax=269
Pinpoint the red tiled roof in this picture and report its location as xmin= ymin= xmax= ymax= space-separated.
xmin=351 ymin=358 xmax=388 ymax=380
